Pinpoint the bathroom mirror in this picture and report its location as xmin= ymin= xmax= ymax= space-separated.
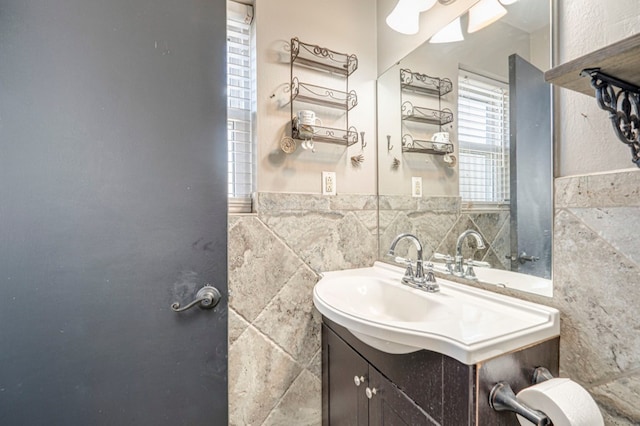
xmin=377 ymin=0 xmax=553 ymax=296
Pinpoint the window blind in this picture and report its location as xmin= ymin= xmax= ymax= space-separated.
xmin=458 ymin=69 xmax=510 ymax=205
xmin=227 ymin=2 xmax=254 ymax=212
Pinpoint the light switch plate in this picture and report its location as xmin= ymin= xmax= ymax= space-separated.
xmin=322 ymin=171 xmax=336 ymax=195
xmin=412 ymin=176 xmax=422 ymax=198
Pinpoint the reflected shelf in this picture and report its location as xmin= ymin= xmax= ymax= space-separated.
xmin=402 ymin=101 xmax=454 ymax=126
xmin=401 ymin=134 xmax=454 ymax=155
xmin=400 ymin=69 xmax=453 ymax=97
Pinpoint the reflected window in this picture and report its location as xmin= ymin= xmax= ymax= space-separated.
xmin=458 ymin=69 xmax=509 ymax=205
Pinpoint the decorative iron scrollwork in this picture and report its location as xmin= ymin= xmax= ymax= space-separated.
xmin=581 ymin=68 xmax=640 ymax=167
xmin=290 ymin=77 xmax=358 ymax=110
xmin=402 ymin=101 xmax=454 ymax=126
xmin=290 ymin=37 xmax=358 ymax=76
xmin=400 ymin=69 xmax=453 ymax=96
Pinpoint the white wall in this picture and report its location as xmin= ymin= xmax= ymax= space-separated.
xmin=529 ymin=25 xmax=550 ymax=72
xmin=557 ymin=0 xmax=640 ymax=176
xmin=255 ymin=0 xmax=378 ymax=194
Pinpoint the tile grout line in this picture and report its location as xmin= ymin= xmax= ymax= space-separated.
xmin=560 ymin=208 xmax=640 ymax=271
xmin=258 ymin=368 xmax=308 ymax=426
xmin=255 ymin=213 xmax=323 ymax=279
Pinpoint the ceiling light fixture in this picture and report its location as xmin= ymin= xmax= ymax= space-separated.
xmin=499 ymin=0 xmax=518 ymax=4
xmin=467 ymin=0 xmax=507 ymax=33
xmin=417 ymin=0 xmax=439 ymax=11
xmin=386 ymin=0 xmax=438 ymax=35
xmin=429 ymin=16 xmax=464 ymax=43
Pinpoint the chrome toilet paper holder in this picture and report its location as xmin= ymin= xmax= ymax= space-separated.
xmin=489 ymin=367 xmax=554 ymax=426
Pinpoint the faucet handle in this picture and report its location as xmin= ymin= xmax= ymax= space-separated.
xmin=463 ymin=259 xmax=491 ymax=281
xmin=465 ymin=259 xmax=491 ymax=268
xmin=394 ymin=256 xmax=415 ymax=278
xmin=394 ymin=256 xmax=412 ymax=265
xmin=433 ymin=253 xmax=454 ymax=273
xmin=433 ymin=252 xmax=452 ymax=261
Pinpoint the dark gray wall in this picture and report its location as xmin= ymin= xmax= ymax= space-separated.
xmin=0 ymin=0 xmax=228 ymax=424
xmin=509 ymin=54 xmax=552 ymax=279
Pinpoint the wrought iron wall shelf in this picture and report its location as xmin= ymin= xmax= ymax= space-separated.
xmin=398 ymin=68 xmax=455 ymax=157
xmin=545 ymin=33 xmax=640 ymax=167
xmin=292 ymin=118 xmax=358 ymax=146
xmin=402 ymin=102 xmax=454 ymax=126
xmin=291 ymin=78 xmax=358 ymax=111
xmin=289 ymin=37 xmax=358 ymax=150
xmin=291 ymin=37 xmax=358 ymax=76
xmin=400 ymin=69 xmax=453 ymax=97
xmin=401 ymin=135 xmax=454 ymax=155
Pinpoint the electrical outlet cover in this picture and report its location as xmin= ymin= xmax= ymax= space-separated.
xmin=322 ymin=171 xmax=336 ymax=195
xmin=412 ymin=176 xmax=422 ymax=198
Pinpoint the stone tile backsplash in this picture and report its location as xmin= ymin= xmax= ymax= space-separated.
xmin=552 ymin=169 xmax=640 ymax=424
xmin=229 ymin=171 xmax=640 ymax=425
xmin=228 ymin=193 xmax=377 ymax=426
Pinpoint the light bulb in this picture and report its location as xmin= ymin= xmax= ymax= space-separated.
xmin=468 ymin=0 xmax=507 ymax=33
xmin=386 ymin=0 xmax=423 ymax=35
xmin=430 ymin=16 xmax=464 ymax=43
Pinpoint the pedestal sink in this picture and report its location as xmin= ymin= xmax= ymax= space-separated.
xmin=313 ymin=262 xmax=559 ymax=365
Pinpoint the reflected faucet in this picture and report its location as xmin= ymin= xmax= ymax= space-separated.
xmin=454 ymin=230 xmax=486 ymax=277
xmin=387 ymin=233 xmax=439 ymax=292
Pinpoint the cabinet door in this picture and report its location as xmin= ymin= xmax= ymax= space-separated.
xmin=368 ymin=368 xmax=438 ymax=426
xmin=323 ymin=325 xmax=369 ymax=426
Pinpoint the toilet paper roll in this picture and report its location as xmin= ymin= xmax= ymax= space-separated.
xmin=516 ymin=378 xmax=603 ymax=426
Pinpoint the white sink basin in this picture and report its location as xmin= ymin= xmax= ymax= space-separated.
xmin=313 ymin=262 xmax=559 ymax=365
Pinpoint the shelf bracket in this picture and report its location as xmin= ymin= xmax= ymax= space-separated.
xmin=581 ymin=68 xmax=640 ymax=167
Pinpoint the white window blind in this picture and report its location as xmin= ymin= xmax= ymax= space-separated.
xmin=458 ymin=69 xmax=510 ymax=205
xmin=227 ymin=1 xmax=254 ymax=212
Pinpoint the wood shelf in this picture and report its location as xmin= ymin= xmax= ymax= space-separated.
xmin=545 ymin=33 xmax=640 ymax=97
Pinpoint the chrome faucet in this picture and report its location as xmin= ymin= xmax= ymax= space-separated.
xmin=387 ymin=233 xmax=439 ymax=292
xmin=454 ymin=230 xmax=486 ymax=277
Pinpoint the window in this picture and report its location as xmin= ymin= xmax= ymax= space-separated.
xmin=458 ymin=69 xmax=510 ymax=205
xmin=227 ymin=1 xmax=255 ymax=212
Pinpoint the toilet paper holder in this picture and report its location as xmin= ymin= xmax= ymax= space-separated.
xmin=489 ymin=367 xmax=554 ymax=426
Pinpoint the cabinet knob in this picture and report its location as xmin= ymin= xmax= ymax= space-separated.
xmin=365 ymin=387 xmax=378 ymax=399
xmin=353 ymin=375 xmax=366 ymax=387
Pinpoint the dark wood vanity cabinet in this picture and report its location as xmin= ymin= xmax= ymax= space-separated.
xmin=322 ymin=318 xmax=559 ymax=426
xmin=323 ymin=323 xmax=369 ymax=425
xmin=323 ymin=323 xmax=436 ymax=425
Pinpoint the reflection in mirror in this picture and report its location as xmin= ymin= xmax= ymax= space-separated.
xmin=377 ymin=0 xmax=552 ymax=296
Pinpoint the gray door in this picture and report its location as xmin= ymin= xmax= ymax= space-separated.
xmin=508 ymin=54 xmax=552 ymax=279
xmin=0 ymin=0 xmax=228 ymax=424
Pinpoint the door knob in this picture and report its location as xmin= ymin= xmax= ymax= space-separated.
xmin=353 ymin=375 xmax=366 ymax=387
xmin=365 ymin=387 xmax=378 ymax=399
xmin=171 ymin=285 xmax=221 ymax=312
